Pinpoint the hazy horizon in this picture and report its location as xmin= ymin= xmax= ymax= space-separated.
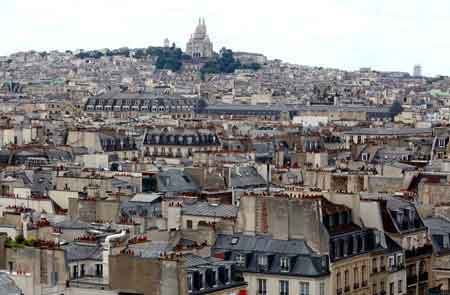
xmin=2 ymin=0 xmax=450 ymax=76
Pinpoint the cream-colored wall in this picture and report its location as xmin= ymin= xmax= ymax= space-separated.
xmin=48 ymin=190 xmax=79 ymax=210
xmin=0 ymin=197 xmax=54 ymax=214
xmin=359 ymin=201 xmax=384 ymax=231
xmin=245 ymin=272 xmax=329 ymax=295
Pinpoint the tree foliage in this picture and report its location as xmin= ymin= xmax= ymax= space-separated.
xmin=390 ymin=100 xmax=404 ymax=116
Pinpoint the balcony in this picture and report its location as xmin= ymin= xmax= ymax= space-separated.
xmin=380 ymin=265 xmax=386 ymax=272
xmin=345 ymin=286 xmax=350 ymax=293
xmin=337 ymin=288 xmax=342 ymax=295
xmin=407 ymin=275 xmax=417 ymax=285
xmin=354 ymin=283 xmax=359 ymax=289
xmin=362 ymin=281 xmax=368 ymax=287
xmin=419 ymin=272 xmax=428 ymax=282
xmin=372 ymin=268 xmax=378 ymax=274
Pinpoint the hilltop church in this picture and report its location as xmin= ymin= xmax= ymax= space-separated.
xmin=186 ymin=18 xmax=214 ymax=59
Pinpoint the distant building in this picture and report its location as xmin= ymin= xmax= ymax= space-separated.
xmin=186 ymin=18 xmax=214 ymax=59
xmin=413 ymin=64 xmax=422 ymax=77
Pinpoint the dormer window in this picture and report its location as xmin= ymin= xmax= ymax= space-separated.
xmin=231 ymin=237 xmax=239 ymax=245
xmin=396 ymin=254 xmax=404 ymax=266
xmin=187 ymin=273 xmax=193 ymax=293
xmin=361 ymin=153 xmax=368 ymax=161
xmin=258 ymin=255 xmax=268 ymax=267
xmin=280 ymin=256 xmax=290 ymax=272
xmin=236 ymin=254 xmax=245 ymax=266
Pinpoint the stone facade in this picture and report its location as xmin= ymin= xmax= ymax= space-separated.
xmin=186 ymin=18 xmax=214 ymax=59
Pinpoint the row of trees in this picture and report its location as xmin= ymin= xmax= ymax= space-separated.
xmin=74 ymin=46 xmax=262 ymax=74
xmin=201 ymin=47 xmax=261 ymax=76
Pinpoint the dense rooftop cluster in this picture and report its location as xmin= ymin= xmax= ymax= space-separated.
xmin=2 ymin=18 xmax=450 ymax=295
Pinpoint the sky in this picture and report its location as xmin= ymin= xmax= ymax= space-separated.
xmin=1 ymin=0 xmax=450 ymax=76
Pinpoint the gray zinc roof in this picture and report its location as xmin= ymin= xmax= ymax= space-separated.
xmin=0 ymin=272 xmax=22 ymax=295
xmin=182 ymin=201 xmax=238 ymax=218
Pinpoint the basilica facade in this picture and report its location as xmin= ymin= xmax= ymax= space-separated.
xmin=186 ymin=18 xmax=214 ymax=59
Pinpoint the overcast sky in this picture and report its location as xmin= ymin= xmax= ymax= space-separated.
xmin=2 ymin=0 xmax=449 ymax=76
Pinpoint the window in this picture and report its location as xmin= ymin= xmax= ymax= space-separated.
xmin=280 ymin=257 xmax=290 ymax=272
xmin=389 ymin=282 xmax=394 ymax=295
xmin=398 ymin=280 xmax=402 ymax=293
xmin=361 ymin=153 xmax=368 ymax=161
xmin=380 ymin=257 xmax=385 ymax=270
xmin=258 ymin=255 xmax=268 ymax=266
xmin=186 ymin=220 xmax=193 ymax=229
xmin=80 ymin=264 xmax=85 ymax=277
xmin=380 ymin=281 xmax=385 ymax=292
xmin=372 ymin=257 xmax=378 ymax=272
xmin=300 ymin=282 xmax=310 ymax=295
xmin=344 ymin=270 xmax=349 ymax=288
xmin=279 ymin=280 xmax=289 ymax=295
xmin=96 ymin=264 xmax=103 ymax=277
xmin=236 ymin=254 xmax=245 ymax=266
xmin=354 ymin=267 xmax=359 ymax=287
xmin=231 ymin=237 xmax=239 ymax=245
xmin=258 ymin=279 xmax=267 ymax=295
xmin=336 ymin=272 xmax=341 ymax=289
xmin=319 ymin=282 xmax=325 ymax=295
xmin=388 ymin=256 xmax=395 ymax=267
xmin=198 ymin=272 xmax=204 ymax=289
xmin=361 ymin=265 xmax=367 ymax=283
xmin=72 ymin=265 xmax=78 ymax=279
xmin=187 ymin=273 xmax=193 ymax=293
xmin=397 ymin=254 xmax=404 ymax=267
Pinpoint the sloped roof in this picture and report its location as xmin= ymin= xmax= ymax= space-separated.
xmin=63 ymin=242 xmax=103 ymax=262
xmin=0 ymin=272 xmax=22 ymax=295
xmin=212 ymin=234 xmax=328 ymax=277
xmin=182 ymin=201 xmax=238 ymax=218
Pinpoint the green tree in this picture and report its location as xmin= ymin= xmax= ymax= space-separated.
xmin=390 ymin=100 xmax=403 ymax=116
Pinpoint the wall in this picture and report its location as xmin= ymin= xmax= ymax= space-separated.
xmin=366 ymin=176 xmax=403 ymax=193
xmin=245 ymin=272 xmax=328 ymax=295
xmin=49 ymin=190 xmax=79 ymax=210
xmin=109 ymin=255 xmax=183 ymax=295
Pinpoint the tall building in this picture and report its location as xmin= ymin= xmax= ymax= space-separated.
xmin=413 ymin=64 xmax=422 ymax=77
xmin=186 ymin=18 xmax=214 ymax=59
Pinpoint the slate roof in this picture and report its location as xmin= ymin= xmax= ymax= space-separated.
xmin=157 ymin=169 xmax=200 ymax=193
xmin=424 ymin=217 xmax=450 ymax=256
xmin=344 ymin=128 xmax=432 ymax=136
xmin=54 ymin=219 xmax=90 ymax=230
xmin=212 ymin=234 xmax=329 ymax=278
xmin=130 ymin=193 xmax=162 ymax=203
xmin=120 ymin=197 xmax=162 ymax=219
xmin=63 ymin=242 xmax=103 ymax=262
xmin=128 ymin=242 xmax=173 ymax=258
xmin=182 ymin=201 xmax=238 ymax=218
xmin=229 ymin=166 xmax=266 ymax=188
xmin=0 ymin=272 xmax=22 ymax=295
